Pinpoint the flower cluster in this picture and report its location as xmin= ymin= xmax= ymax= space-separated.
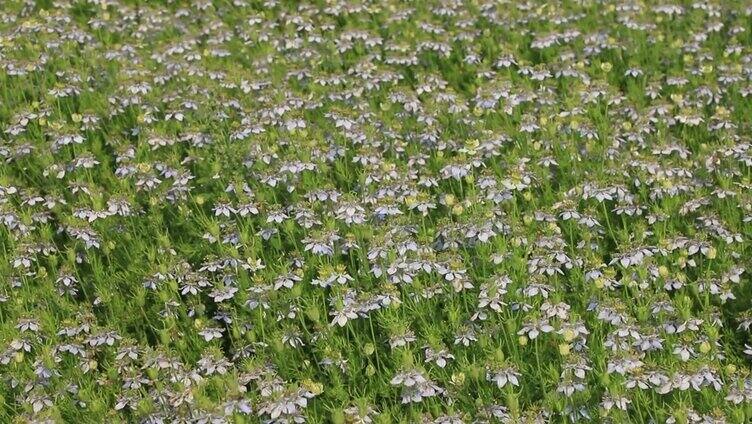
xmin=0 ymin=0 xmax=751 ymax=422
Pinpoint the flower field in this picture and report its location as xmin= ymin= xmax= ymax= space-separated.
xmin=1 ymin=0 xmax=751 ymax=422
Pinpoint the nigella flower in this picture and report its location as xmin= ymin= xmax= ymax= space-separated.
xmin=557 ymin=376 xmax=586 ymax=397
xmin=424 ymin=346 xmax=454 ymax=368
xmin=198 ymin=327 xmax=224 ymax=342
xmin=373 ymin=202 xmax=404 ymax=220
xmin=634 ymin=332 xmax=664 ymax=352
xmin=213 ymin=201 xmax=236 ymax=217
xmin=340 ymin=234 xmax=360 ymax=254
xmin=390 ymin=369 xmax=444 ymax=404
xmin=55 ymin=276 xmax=78 ymax=296
xmin=453 ymin=325 xmax=478 ymax=347
xmin=273 ymin=272 xmax=302 ymax=290
xmin=266 ymin=208 xmax=289 ymax=224
xmin=431 ymin=413 xmax=466 ymax=424
xmin=257 ymin=386 xmax=315 ymax=423
xmin=562 ymin=404 xmax=591 ymax=423
xmin=319 ymin=354 xmax=348 ymax=373
xmin=389 ymin=330 xmax=417 ymax=349
xmin=600 ymin=393 xmax=631 ymax=411
xmin=725 ymin=378 xmax=752 ymax=404
xmin=197 ymin=353 xmax=231 ymax=375
xmin=437 ymin=261 xmax=473 ymax=292
xmin=624 ymin=67 xmax=643 ymax=77
xmin=281 ymin=330 xmax=304 ymax=348
xmin=258 ymin=227 xmax=279 ymax=240
xmin=541 ymin=301 xmax=571 ymax=320
xmin=344 ymin=404 xmax=377 ymax=424
xmin=26 ymin=391 xmax=54 ymax=413
xmin=303 ymin=236 xmax=335 ymax=256
xmin=405 ymin=193 xmax=437 ymax=216
xmin=486 ymin=365 xmax=520 ymax=388
xmin=606 ymin=355 xmax=643 ymax=375
xmin=16 ymin=318 xmax=40 ymax=333
xmin=477 ymin=275 xmax=509 ymax=313
xmin=518 ymin=318 xmax=555 ymax=340
xmin=116 ymin=345 xmax=140 ymax=362
xmin=439 ymin=160 xmax=472 ymax=181
xmin=85 ymin=331 xmax=122 ymax=347
xmin=561 ymin=355 xmax=592 ymax=380
xmin=743 ymin=344 xmax=752 ymax=356
xmin=329 ymin=304 xmax=358 ymax=327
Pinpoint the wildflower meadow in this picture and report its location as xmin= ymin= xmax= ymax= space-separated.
xmin=0 ymin=0 xmax=751 ymax=423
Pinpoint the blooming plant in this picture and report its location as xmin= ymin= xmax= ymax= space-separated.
xmin=0 ymin=0 xmax=751 ymax=422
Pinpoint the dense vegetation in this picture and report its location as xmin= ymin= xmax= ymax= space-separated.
xmin=0 ymin=0 xmax=751 ymax=422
